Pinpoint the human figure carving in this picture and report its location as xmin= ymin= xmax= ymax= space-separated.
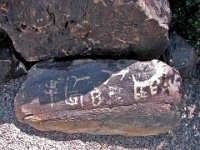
xmin=45 ymin=80 xmax=58 ymax=106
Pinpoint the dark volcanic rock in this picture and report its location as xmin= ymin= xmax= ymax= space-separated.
xmin=0 ymin=50 xmax=26 ymax=84
xmin=0 ymin=47 xmax=13 ymax=84
xmin=14 ymin=59 xmax=183 ymax=136
xmin=0 ymin=0 xmax=171 ymax=61
xmin=0 ymin=28 xmax=26 ymax=84
xmin=164 ymin=33 xmax=198 ymax=79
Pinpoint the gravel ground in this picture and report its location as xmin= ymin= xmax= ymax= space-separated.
xmin=0 ymin=72 xmax=199 ymax=150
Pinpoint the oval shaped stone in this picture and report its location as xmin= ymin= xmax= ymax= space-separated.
xmin=14 ymin=59 xmax=182 ymax=136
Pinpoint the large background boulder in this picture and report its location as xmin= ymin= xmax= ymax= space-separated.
xmin=0 ymin=0 xmax=171 ymax=61
xmin=14 ymin=59 xmax=182 ymax=136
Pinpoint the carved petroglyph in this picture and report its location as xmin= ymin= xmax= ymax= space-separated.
xmin=65 ymin=85 xmax=103 ymax=107
xmin=43 ymin=60 xmax=179 ymax=108
xmin=90 ymin=88 xmax=103 ymax=107
xmin=133 ymin=84 xmax=148 ymax=100
xmin=71 ymin=75 xmax=90 ymax=87
xmin=131 ymin=60 xmax=166 ymax=100
xmin=64 ymin=79 xmax=84 ymax=106
xmin=101 ymin=70 xmax=113 ymax=85
xmin=45 ymin=80 xmax=58 ymax=107
xmin=65 ymin=95 xmax=78 ymax=106
xmin=103 ymin=67 xmax=130 ymax=85
xmin=131 ymin=72 xmax=158 ymax=99
xmin=132 ymin=62 xmax=156 ymax=82
xmin=101 ymin=70 xmax=113 ymax=76
xmin=101 ymin=60 xmax=178 ymax=100
xmin=165 ymin=70 xmax=182 ymax=93
xmin=65 ymin=94 xmax=84 ymax=107
xmin=112 ymin=67 xmax=130 ymax=80
xmin=108 ymin=85 xmax=123 ymax=101
xmin=63 ymin=76 xmax=104 ymax=107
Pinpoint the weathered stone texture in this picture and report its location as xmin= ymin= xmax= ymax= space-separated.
xmin=14 ymin=59 xmax=182 ymax=136
xmin=164 ymin=33 xmax=198 ymax=79
xmin=0 ymin=0 xmax=171 ymax=61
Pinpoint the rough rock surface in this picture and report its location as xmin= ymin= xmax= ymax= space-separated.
xmin=0 ymin=28 xmax=26 ymax=84
xmin=14 ymin=59 xmax=182 ymax=136
xmin=164 ymin=33 xmax=198 ymax=79
xmin=0 ymin=0 xmax=171 ymax=61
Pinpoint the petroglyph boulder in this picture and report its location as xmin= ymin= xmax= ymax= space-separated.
xmin=164 ymin=33 xmax=198 ymax=79
xmin=14 ymin=59 xmax=183 ymax=136
xmin=0 ymin=0 xmax=171 ymax=61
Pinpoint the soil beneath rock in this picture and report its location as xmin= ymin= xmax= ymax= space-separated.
xmin=0 ymin=72 xmax=199 ymax=150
